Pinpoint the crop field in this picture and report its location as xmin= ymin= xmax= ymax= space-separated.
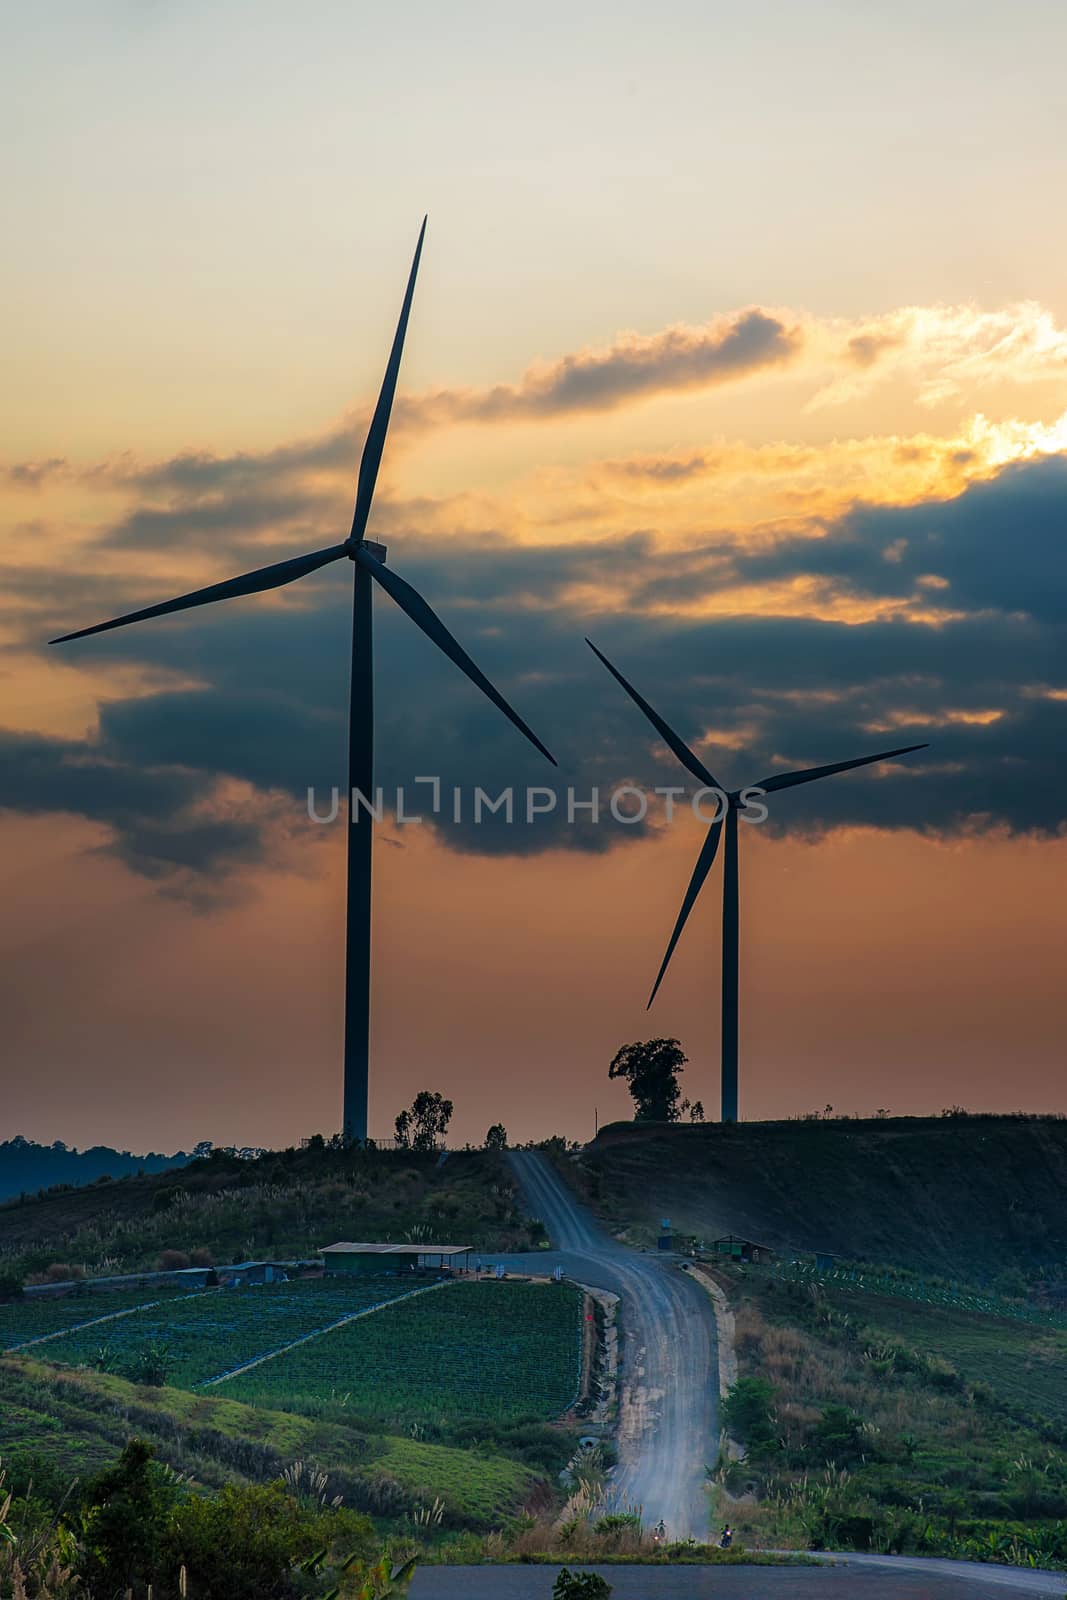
xmin=218 ymin=1280 xmax=584 ymax=1424
xmin=0 ymin=1286 xmax=193 ymax=1350
xmin=0 ymin=1276 xmax=422 ymax=1386
xmin=821 ymin=1285 xmax=1067 ymax=1424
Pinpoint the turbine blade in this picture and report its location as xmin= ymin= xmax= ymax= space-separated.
xmin=49 ymin=543 xmax=350 ymax=644
xmin=356 ymin=545 xmax=556 ymax=765
xmin=754 ymin=742 xmax=928 ymax=794
xmin=350 ymin=216 xmax=427 ymax=542
xmin=648 ymin=818 xmax=723 ymax=1008
xmin=586 ymin=639 xmax=722 ymax=790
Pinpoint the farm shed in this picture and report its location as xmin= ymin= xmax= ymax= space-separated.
xmin=711 ymin=1234 xmax=774 ymax=1264
xmin=320 ymin=1242 xmax=472 ymax=1276
xmin=217 ymin=1261 xmax=290 ymax=1287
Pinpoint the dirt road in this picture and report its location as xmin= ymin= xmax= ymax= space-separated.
xmin=496 ymin=1152 xmax=1065 ymax=1595
xmin=503 ymin=1149 xmax=718 ymax=1541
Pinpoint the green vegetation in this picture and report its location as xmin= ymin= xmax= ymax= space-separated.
xmin=3 ymin=1278 xmax=423 ymax=1386
xmin=1 ymin=1286 xmax=193 ymax=1351
xmin=573 ymin=1113 xmax=1067 ymax=1284
xmin=1 ymin=1435 xmax=394 ymax=1599
xmin=0 ymin=1142 xmax=537 ymax=1286
xmin=710 ymin=1263 xmax=1067 ymax=1566
xmin=553 ymin=1570 xmax=612 ymax=1598
xmin=218 ymin=1281 xmax=584 ymax=1426
xmin=0 ymin=1355 xmax=539 ymax=1530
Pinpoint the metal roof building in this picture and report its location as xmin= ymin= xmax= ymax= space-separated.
xmin=320 ymin=1242 xmax=473 ymax=1276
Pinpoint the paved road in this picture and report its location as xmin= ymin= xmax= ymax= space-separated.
xmin=410 ymin=1560 xmax=1065 ymax=1598
xmin=500 ymin=1150 xmax=718 ymax=1541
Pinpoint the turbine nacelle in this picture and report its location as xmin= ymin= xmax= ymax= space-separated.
xmin=346 ymin=539 xmax=388 ymax=564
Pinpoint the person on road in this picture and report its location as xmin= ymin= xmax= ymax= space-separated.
xmin=719 ymin=1524 xmax=733 ymax=1548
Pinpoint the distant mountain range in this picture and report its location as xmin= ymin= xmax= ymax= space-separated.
xmin=0 ymin=1135 xmax=192 ymax=1201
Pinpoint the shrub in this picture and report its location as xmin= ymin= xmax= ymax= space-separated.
xmin=158 ymin=1249 xmax=192 ymax=1272
xmin=553 ymin=1569 xmax=612 ymax=1599
xmin=47 ymin=1263 xmax=84 ymax=1282
xmin=168 ymin=1480 xmax=374 ymax=1600
xmin=813 ymin=1405 xmax=868 ymax=1467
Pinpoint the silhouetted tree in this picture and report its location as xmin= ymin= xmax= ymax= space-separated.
xmin=483 ymin=1123 xmax=508 ymax=1150
xmin=394 ymin=1091 xmax=454 ymax=1152
xmin=609 ymin=1038 xmax=687 ymax=1122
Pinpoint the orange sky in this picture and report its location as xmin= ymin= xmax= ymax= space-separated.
xmin=3 ymin=4 xmax=1067 ymax=1151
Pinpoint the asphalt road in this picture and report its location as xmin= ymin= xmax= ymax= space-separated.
xmin=410 ymin=1560 xmax=1066 ymax=1598
xmin=501 ymin=1150 xmax=718 ymax=1541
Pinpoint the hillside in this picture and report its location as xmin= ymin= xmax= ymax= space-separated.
xmin=709 ymin=1259 xmax=1067 ymax=1565
xmin=0 ymin=1355 xmax=538 ymax=1529
xmin=0 ymin=1142 xmax=540 ymax=1283
xmin=573 ymin=1114 xmax=1067 ymax=1285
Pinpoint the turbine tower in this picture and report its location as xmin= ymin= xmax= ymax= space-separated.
xmin=588 ymin=640 xmax=925 ymax=1123
xmin=51 ymin=220 xmax=556 ymax=1143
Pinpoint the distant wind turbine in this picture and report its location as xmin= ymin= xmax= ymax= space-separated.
xmin=588 ymin=640 xmax=925 ymax=1123
xmin=51 ymin=219 xmax=556 ymax=1143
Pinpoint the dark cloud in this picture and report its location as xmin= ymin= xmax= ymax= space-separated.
xmin=403 ymin=310 xmax=802 ymax=424
xmin=5 ymin=458 xmax=68 ymax=489
xmin=7 ymin=452 xmax=1067 ymax=878
xmin=708 ymin=455 xmax=1067 ymax=626
xmin=123 ymin=427 xmax=356 ymax=497
xmin=0 ymin=727 xmax=265 ymax=885
xmin=105 ymin=489 xmax=333 ymax=552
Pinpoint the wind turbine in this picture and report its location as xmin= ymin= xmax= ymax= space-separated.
xmin=51 ymin=218 xmax=556 ymax=1143
xmin=588 ymin=640 xmax=925 ymax=1123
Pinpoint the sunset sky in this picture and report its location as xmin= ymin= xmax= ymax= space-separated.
xmin=3 ymin=2 xmax=1066 ymax=1151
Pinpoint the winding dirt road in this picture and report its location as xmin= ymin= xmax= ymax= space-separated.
xmin=494 ymin=1152 xmax=1065 ymax=1595
xmin=503 ymin=1149 xmax=718 ymax=1540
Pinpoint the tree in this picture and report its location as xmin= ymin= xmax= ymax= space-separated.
xmin=483 ymin=1123 xmax=508 ymax=1150
xmin=608 ymin=1038 xmax=687 ymax=1122
xmin=394 ymin=1091 xmax=454 ymax=1152
xmin=721 ymin=1377 xmax=778 ymax=1456
xmin=79 ymin=1438 xmax=178 ymax=1597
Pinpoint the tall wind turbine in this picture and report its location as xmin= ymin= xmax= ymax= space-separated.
xmin=51 ymin=219 xmax=556 ymax=1143
xmin=588 ymin=640 xmax=925 ymax=1123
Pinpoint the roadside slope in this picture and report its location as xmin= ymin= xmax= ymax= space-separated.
xmin=578 ymin=1115 xmax=1067 ymax=1281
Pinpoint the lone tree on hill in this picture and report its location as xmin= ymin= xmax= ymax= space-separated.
xmin=609 ymin=1038 xmax=688 ymax=1122
xmin=394 ymin=1090 xmax=454 ymax=1152
xmin=483 ymin=1123 xmax=508 ymax=1150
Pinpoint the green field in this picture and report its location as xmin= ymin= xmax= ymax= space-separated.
xmin=218 ymin=1280 xmax=584 ymax=1424
xmin=0 ymin=1285 xmax=194 ymax=1349
xmin=1 ymin=1276 xmax=423 ymax=1386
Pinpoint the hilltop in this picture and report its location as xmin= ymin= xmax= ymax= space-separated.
xmin=572 ymin=1114 xmax=1067 ymax=1286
